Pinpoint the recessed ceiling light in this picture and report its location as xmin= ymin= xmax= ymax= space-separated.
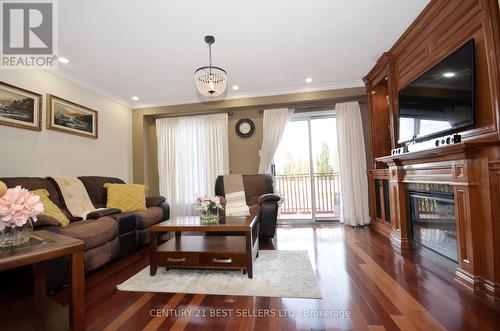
xmin=132 ymin=96 xmax=139 ymax=101
xmin=305 ymin=77 xmax=313 ymax=83
xmin=443 ymin=72 xmax=455 ymax=78
xmin=232 ymin=85 xmax=239 ymax=90
xmin=371 ymin=91 xmax=376 ymax=94
xmin=58 ymin=57 xmax=69 ymax=64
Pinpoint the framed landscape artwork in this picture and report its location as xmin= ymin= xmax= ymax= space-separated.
xmin=0 ymin=82 xmax=42 ymax=131
xmin=47 ymin=94 xmax=98 ymax=139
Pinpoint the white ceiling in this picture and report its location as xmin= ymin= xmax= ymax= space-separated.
xmin=56 ymin=0 xmax=430 ymax=108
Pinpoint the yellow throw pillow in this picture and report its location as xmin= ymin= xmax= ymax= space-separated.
xmin=104 ymin=183 xmax=147 ymax=212
xmin=31 ymin=189 xmax=70 ymax=227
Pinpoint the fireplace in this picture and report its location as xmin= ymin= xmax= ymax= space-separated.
xmin=408 ymin=184 xmax=457 ymax=262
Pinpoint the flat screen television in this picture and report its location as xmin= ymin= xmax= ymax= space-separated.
xmin=398 ymin=39 xmax=475 ymax=144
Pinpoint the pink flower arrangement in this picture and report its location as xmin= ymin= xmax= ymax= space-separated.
xmin=195 ymin=195 xmax=223 ymax=212
xmin=0 ymin=186 xmax=44 ymax=231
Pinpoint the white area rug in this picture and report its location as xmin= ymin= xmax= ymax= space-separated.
xmin=117 ymin=250 xmax=321 ymax=299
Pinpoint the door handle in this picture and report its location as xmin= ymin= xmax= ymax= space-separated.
xmin=212 ymin=258 xmax=232 ymax=264
xmin=167 ymin=257 xmax=186 ymax=263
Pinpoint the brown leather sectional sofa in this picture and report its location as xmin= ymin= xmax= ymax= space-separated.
xmin=0 ymin=176 xmax=169 ymax=290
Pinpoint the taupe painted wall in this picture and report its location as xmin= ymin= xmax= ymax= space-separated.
xmin=133 ymin=87 xmax=369 ymax=195
xmin=228 ymin=108 xmax=263 ymax=174
xmin=0 ymin=69 xmax=133 ymax=181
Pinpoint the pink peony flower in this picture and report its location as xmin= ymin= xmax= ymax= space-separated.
xmin=0 ymin=186 xmax=44 ymax=231
xmin=195 ymin=195 xmax=224 ymax=211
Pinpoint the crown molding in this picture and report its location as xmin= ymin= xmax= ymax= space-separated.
xmin=43 ymin=67 xmax=364 ymax=110
xmin=48 ymin=67 xmax=132 ymax=108
xmin=133 ymin=79 xmax=365 ymax=109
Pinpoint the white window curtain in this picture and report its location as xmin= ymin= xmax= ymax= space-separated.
xmin=258 ymin=108 xmax=294 ymax=174
xmin=336 ymin=101 xmax=370 ymax=226
xmin=156 ymin=113 xmax=229 ymax=218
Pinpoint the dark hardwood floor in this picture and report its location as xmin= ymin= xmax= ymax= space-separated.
xmin=22 ymin=224 xmax=500 ymax=329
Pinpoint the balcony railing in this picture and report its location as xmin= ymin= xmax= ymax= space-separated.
xmin=275 ymin=173 xmax=341 ymax=218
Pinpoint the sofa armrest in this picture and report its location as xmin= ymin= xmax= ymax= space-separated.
xmin=146 ymin=196 xmax=166 ymax=208
xmin=68 ymin=216 xmax=84 ymax=222
xmin=35 ymin=215 xmax=61 ymax=227
xmin=87 ymin=208 xmax=121 ymax=219
xmin=33 ymin=215 xmax=63 ymax=234
xmin=258 ymin=193 xmax=281 ymax=205
xmin=160 ymin=201 xmax=170 ymax=221
xmin=110 ymin=212 xmax=136 ymax=235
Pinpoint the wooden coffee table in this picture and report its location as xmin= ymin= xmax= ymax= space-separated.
xmin=149 ymin=216 xmax=259 ymax=278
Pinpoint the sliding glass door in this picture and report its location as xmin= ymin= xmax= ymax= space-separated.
xmin=274 ymin=120 xmax=313 ymax=220
xmin=273 ymin=112 xmax=341 ymax=222
xmin=310 ymin=117 xmax=341 ymax=220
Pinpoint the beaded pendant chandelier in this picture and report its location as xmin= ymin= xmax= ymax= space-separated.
xmin=194 ymin=35 xmax=227 ymax=97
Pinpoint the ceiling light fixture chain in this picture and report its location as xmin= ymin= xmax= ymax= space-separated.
xmin=206 ymin=36 xmax=213 ymax=70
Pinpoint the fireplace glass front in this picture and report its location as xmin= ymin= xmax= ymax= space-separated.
xmin=409 ymin=186 xmax=457 ymax=262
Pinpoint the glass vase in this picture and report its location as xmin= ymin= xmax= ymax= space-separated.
xmin=200 ymin=208 xmax=219 ymax=221
xmin=0 ymin=219 xmax=33 ymax=249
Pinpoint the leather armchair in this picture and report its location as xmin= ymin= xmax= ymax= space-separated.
xmin=257 ymin=193 xmax=280 ymax=238
xmin=215 ymin=174 xmax=280 ymax=238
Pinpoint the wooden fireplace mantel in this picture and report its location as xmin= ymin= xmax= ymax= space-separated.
xmin=376 ymin=140 xmax=500 ymax=166
xmin=372 ymin=140 xmax=500 ymax=299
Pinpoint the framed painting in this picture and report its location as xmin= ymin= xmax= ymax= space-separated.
xmin=47 ymin=94 xmax=98 ymax=139
xmin=0 ymin=82 xmax=42 ymax=131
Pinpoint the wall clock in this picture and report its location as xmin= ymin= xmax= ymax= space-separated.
xmin=235 ymin=118 xmax=255 ymax=138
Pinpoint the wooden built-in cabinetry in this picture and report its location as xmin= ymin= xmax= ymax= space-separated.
xmin=368 ymin=169 xmax=391 ymax=237
xmin=377 ymin=143 xmax=499 ymax=296
xmin=366 ymin=67 xmax=394 ymax=170
xmin=364 ymin=0 xmax=500 ymax=300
